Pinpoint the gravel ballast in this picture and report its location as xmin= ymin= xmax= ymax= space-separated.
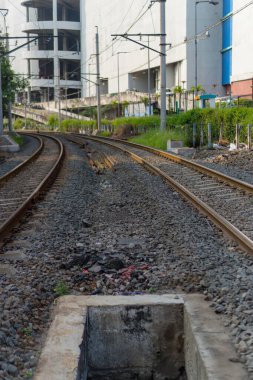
xmin=0 ymin=135 xmax=40 ymax=177
xmin=193 ymin=148 xmax=253 ymax=185
xmin=0 ymin=138 xmax=253 ymax=379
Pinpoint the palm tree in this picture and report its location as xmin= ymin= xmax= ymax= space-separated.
xmin=190 ymin=85 xmax=205 ymax=108
xmin=195 ymin=84 xmax=205 ymax=95
xmin=190 ymin=86 xmax=196 ymax=109
xmin=173 ymin=86 xmax=183 ymax=110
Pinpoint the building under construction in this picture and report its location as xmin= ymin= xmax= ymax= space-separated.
xmin=21 ymin=0 xmax=82 ymax=103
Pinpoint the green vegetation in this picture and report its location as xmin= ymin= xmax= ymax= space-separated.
xmin=116 ymin=108 xmax=253 ymax=146
xmin=129 ymin=128 xmax=185 ymax=150
xmin=48 ymin=114 xmax=58 ymax=129
xmin=54 ymin=281 xmax=69 ymax=296
xmin=45 ymin=107 xmax=253 ymax=147
xmin=98 ymin=131 xmax=112 ymax=137
xmin=48 ymin=115 xmax=97 ymax=132
xmin=21 ymin=327 xmax=33 ymax=336
xmin=24 ymin=369 xmax=33 ymax=379
xmin=0 ymin=41 xmax=28 ymax=116
xmin=13 ymin=118 xmax=38 ymax=130
xmin=9 ymin=133 xmax=24 ymax=146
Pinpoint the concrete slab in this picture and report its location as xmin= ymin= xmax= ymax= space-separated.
xmin=0 ymin=250 xmax=26 ymax=261
xmin=167 ymin=140 xmax=184 ymax=149
xmin=184 ymin=295 xmax=248 ymax=380
xmin=0 ymin=264 xmax=17 ymax=277
xmin=34 ymin=295 xmax=249 ymax=380
xmin=167 ymin=147 xmax=196 ymax=157
xmin=34 ymin=295 xmax=184 ymax=380
xmin=0 ymin=135 xmax=20 ymax=153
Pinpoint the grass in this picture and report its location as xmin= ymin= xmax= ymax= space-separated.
xmin=24 ymin=369 xmax=33 ymax=378
xmin=9 ymin=133 xmax=24 ymax=146
xmin=54 ymin=281 xmax=69 ymax=296
xmin=21 ymin=327 xmax=33 ymax=336
xmin=129 ymin=128 xmax=186 ymax=150
xmin=98 ymin=131 xmax=112 ymax=137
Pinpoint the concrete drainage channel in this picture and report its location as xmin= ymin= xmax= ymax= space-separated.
xmin=34 ymin=295 xmax=248 ymax=380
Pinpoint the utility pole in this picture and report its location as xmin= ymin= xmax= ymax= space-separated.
xmin=5 ymin=23 xmax=13 ymax=132
xmin=57 ymin=73 xmax=61 ymax=129
xmin=0 ymin=8 xmax=9 ymax=136
xmin=117 ymin=53 xmax=120 ymax=117
xmin=0 ymin=58 xmax=3 ymax=135
xmin=147 ymin=36 xmax=151 ymax=116
xmin=160 ymin=0 xmax=167 ymax=130
xmin=117 ymin=52 xmax=129 ymax=117
xmin=95 ymin=27 xmax=101 ymax=131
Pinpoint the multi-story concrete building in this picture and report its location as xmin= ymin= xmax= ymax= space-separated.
xmin=1 ymin=0 xmax=253 ymax=104
xmin=0 ymin=0 xmax=82 ymax=103
xmin=84 ymin=0 xmax=223 ymax=100
xmin=21 ymin=0 xmax=82 ymax=102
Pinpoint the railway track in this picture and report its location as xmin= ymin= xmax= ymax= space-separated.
xmin=72 ymin=134 xmax=253 ymax=255
xmin=0 ymin=134 xmax=64 ymax=242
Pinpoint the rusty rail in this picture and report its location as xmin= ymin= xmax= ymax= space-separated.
xmin=93 ymin=136 xmax=253 ymax=195
xmin=0 ymin=134 xmax=64 ymax=240
xmin=0 ymin=134 xmax=43 ymax=183
xmin=80 ymin=135 xmax=253 ymax=255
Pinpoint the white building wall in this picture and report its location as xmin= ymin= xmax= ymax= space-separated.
xmin=83 ymin=0 xmax=224 ymax=96
xmin=231 ymin=0 xmax=253 ymax=82
xmin=83 ymin=0 xmax=188 ymax=96
xmin=2 ymin=0 xmax=226 ymax=99
xmin=186 ymin=0 xmax=223 ymax=95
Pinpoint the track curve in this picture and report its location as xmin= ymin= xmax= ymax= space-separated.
xmin=0 ymin=134 xmax=64 ymax=241
xmin=74 ymin=135 xmax=253 ymax=255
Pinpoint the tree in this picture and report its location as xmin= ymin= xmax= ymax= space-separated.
xmin=189 ymin=85 xmax=205 ymax=109
xmin=0 ymin=41 xmax=28 ymax=116
xmin=195 ymin=84 xmax=205 ymax=95
xmin=173 ymin=86 xmax=183 ymax=110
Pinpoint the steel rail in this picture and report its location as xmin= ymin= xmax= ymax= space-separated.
xmin=91 ymin=136 xmax=253 ymax=195
xmin=81 ymin=135 xmax=253 ymax=255
xmin=0 ymin=134 xmax=43 ymax=182
xmin=0 ymin=134 xmax=64 ymax=240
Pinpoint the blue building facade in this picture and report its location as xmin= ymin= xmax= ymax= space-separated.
xmin=222 ymin=0 xmax=233 ymax=86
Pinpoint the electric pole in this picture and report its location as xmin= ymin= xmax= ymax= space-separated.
xmin=95 ymin=27 xmax=101 ymax=131
xmin=160 ymin=0 xmax=167 ymax=130
xmin=6 ymin=29 xmax=13 ymax=132
xmin=57 ymin=73 xmax=61 ymax=129
xmin=0 ymin=8 xmax=9 ymax=136
xmin=0 ymin=59 xmax=3 ymax=135
xmin=147 ymin=36 xmax=151 ymax=116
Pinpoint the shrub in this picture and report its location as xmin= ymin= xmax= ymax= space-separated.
xmin=13 ymin=118 xmax=38 ymax=130
xmin=48 ymin=107 xmax=253 ymax=144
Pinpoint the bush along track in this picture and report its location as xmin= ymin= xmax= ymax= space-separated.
xmin=46 ymin=107 xmax=253 ymax=147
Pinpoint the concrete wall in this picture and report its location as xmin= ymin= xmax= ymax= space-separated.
xmin=186 ymin=0 xmax=223 ymax=95
xmin=34 ymin=295 xmax=249 ymax=380
xmin=232 ymin=78 xmax=253 ymax=97
xmin=83 ymin=0 xmax=224 ymax=96
xmin=83 ymin=0 xmax=188 ymax=95
xmin=87 ymin=304 xmax=184 ymax=379
xmin=231 ymin=0 xmax=253 ymax=88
